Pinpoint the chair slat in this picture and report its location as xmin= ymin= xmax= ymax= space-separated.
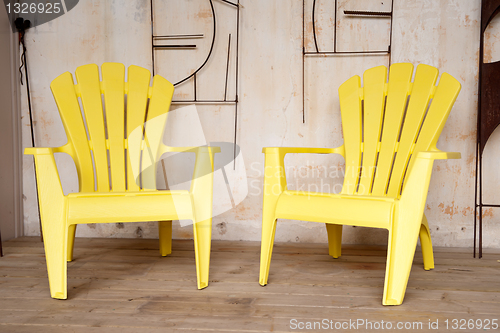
xmin=126 ymin=66 xmax=151 ymax=191
xmin=75 ymin=64 xmax=109 ymax=192
xmin=50 ymin=72 xmax=94 ymax=192
xmin=358 ymin=66 xmax=387 ymax=195
xmin=102 ymin=63 xmax=126 ymax=192
xmin=386 ymin=64 xmax=438 ymax=197
xmin=371 ymin=63 xmax=413 ymax=196
xmin=405 ymin=73 xmax=461 ymax=185
xmin=338 ymin=75 xmax=362 ymax=195
xmin=141 ymin=75 xmax=175 ymax=190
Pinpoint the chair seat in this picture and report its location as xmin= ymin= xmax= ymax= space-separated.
xmin=67 ymin=190 xmax=193 ymax=224
xmin=275 ymin=190 xmax=395 ymax=229
xmin=67 ymin=189 xmax=188 ymax=198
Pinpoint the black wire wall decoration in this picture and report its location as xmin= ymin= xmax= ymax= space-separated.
xmin=150 ymin=0 xmax=241 ymax=164
xmin=16 ymin=18 xmax=43 ymax=243
xmin=302 ymin=0 xmax=394 ymax=123
xmin=474 ymin=0 xmax=500 ymax=259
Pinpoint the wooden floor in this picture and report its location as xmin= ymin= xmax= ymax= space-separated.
xmin=0 ymin=237 xmax=499 ymax=333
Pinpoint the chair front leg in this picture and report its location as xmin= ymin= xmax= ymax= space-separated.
xmin=383 ymin=156 xmax=434 ymax=305
xmin=32 ymin=153 xmax=69 ymax=299
xmin=383 ymin=214 xmax=420 ymax=305
xmin=190 ymin=147 xmax=216 ymax=289
xmin=44 ymin=220 xmax=69 ymax=299
xmin=259 ymin=150 xmax=286 ymax=286
xmin=193 ymin=219 xmax=211 ymax=289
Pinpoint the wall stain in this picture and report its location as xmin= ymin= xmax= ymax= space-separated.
xmin=176 ymin=229 xmax=192 ymax=239
xmin=461 ymin=206 xmax=473 ymax=217
xmin=38 ymin=109 xmax=54 ymax=131
xmin=483 ymin=208 xmax=494 ymax=218
xmin=466 ymin=154 xmax=474 ymax=165
xmin=438 ymin=201 xmax=458 ymax=217
xmin=195 ymin=8 xmax=212 ymax=19
xmin=216 ymin=222 xmax=227 ymax=235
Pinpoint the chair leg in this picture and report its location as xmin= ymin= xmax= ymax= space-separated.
xmin=382 ymin=216 xmax=420 ymax=306
xmin=67 ymin=224 xmax=77 ymax=262
xmin=159 ymin=220 xmax=173 ymax=256
xmin=30 ymin=153 xmax=68 ymax=298
xmin=326 ymin=224 xmax=342 ymax=258
xmin=42 ymin=216 xmax=69 ymax=299
xmin=259 ymin=215 xmax=277 ymax=286
xmin=193 ymin=219 xmax=211 ymax=289
xmin=419 ymin=214 xmax=434 ymax=270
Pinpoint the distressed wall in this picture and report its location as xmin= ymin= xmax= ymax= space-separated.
xmin=21 ymin=0 xmax=500 ymax=248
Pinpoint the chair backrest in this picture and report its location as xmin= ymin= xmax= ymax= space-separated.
xmin=50 ymin=63 xmax=174 ymax=192
xmin=338 ymin=63 xmax=461 ymax=198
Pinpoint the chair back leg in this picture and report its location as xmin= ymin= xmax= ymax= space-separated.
xmin=419 ymin=214 xmax=435 ymax=270
xmin=326 ymin=224 xmax=343 ymax=258
xmin=159 ymin=220 xmax=173 ymax=256
xmin=67 ymin=224 xmax=77 ymax=262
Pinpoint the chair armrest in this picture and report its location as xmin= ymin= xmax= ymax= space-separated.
xmin=260 ymin=146 xmax=344 ymax=205
xmin=262 ymin=146 xmax=345 ymax=156
xmin=161 ymin=145 xmax=221 ymax=155
xmin=415 ymin=150 xmax=461 ymax=160
xmin=25 ymin=147 xmax=57 ymax=155
xmin=24 ymin=146 xmax=65 ymax=198
xmin=400 ymin=149 xmax=461 ymax=205
xmin=24 ymin=144 xmax=72 ymax=156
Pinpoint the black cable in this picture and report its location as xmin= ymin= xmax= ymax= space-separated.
xmin=19 ymin=42 xmax=25 ymax=85
xmin=16 ymin=18 xmax=43 ymax=242
xmin=19 ymin=34 xmax=35 ymax=148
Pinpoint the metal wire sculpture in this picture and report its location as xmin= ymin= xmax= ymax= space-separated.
xmin=474 ymin=0 xmax=500 ymax=258
xmin=302 ymin=0 xmax=394 ymax=122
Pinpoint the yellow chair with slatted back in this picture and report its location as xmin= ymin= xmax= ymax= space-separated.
xmin=25 ymin=63 xmax=219 ymax=299
xmin=259 ymin=63 xmax=461 ymax=305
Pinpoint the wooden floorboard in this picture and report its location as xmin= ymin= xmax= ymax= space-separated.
xmin=1 ymin=237 xmax=499 ymax=332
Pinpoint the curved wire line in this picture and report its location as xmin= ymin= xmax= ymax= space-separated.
xmin=312 ymin=0 xmax=319 ymax=53
xmin=174 ymin=0 xmax=216 ymax=86
xmin=483 ymin=5 xmax=500 ymax=34
xmin=19 ymin=33 xmax=26 ymax=85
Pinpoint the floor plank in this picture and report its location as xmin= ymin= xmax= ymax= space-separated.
xmin=0 ymin=237 xmax=499 ymax=332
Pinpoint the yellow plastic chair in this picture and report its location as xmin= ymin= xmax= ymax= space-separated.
xmin=259 ymin=63 xmax=461 ymax=305
xmin=25 ymin=63 xmax=219 ymax=299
